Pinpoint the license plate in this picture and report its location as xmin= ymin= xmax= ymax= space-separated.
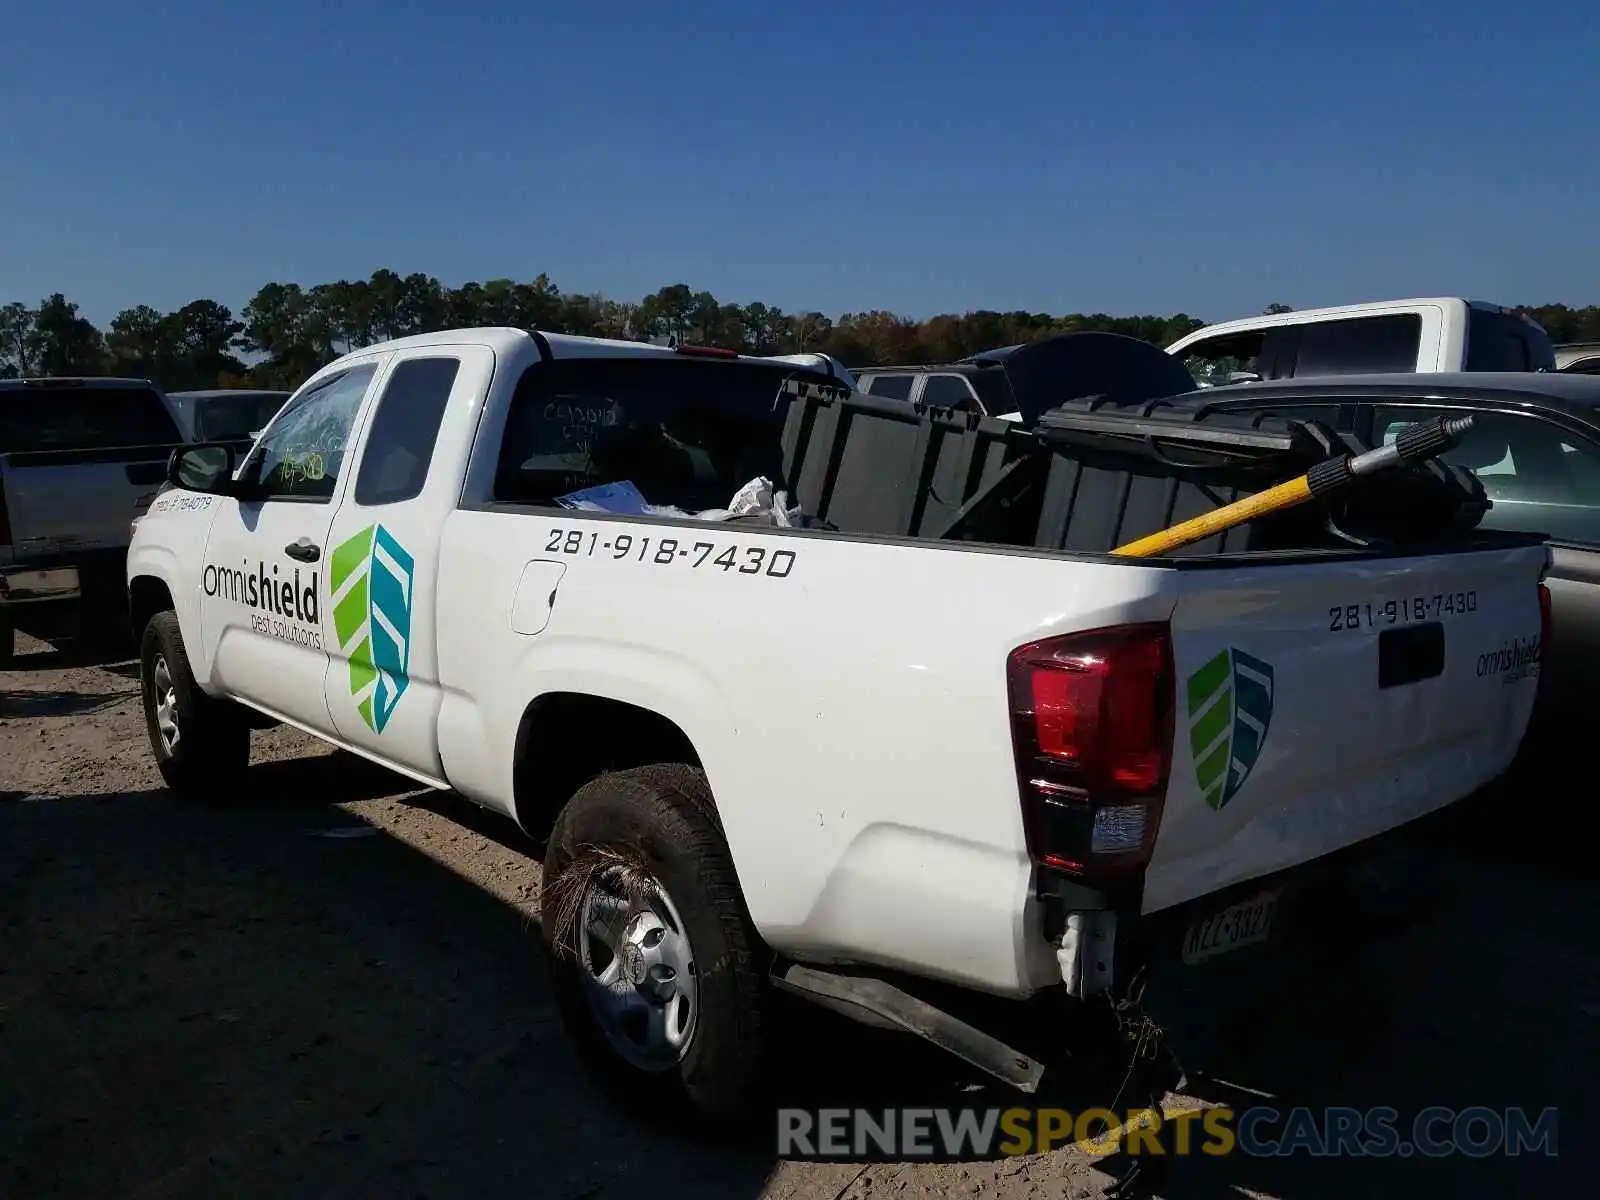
xmin=1181 ymin=889 xmax=1281 ymax=965
xmin=0 ymin=567 xmax=80 ymax=603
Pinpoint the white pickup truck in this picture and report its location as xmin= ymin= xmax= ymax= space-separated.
xmin=1169 ymin=297 xmax=1557 ymax=387
xmin=125 ymin=327 xmax=1549 ymax=1125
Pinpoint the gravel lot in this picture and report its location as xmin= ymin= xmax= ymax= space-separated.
xmin=2 ymin=630 xmax=1595 ymax=1199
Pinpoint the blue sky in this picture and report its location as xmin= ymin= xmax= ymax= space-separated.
xmin=2 ymin=0 xmax=1597 ymax=328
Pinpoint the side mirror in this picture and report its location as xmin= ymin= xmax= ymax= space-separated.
xmin=167 ymin=443 xmax=237 ymax=494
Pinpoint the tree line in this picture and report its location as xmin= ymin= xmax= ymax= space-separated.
xmin=4 ymin=272 xmax=1600 ymax=390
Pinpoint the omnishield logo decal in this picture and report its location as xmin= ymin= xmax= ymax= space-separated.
xmin=330 ymin=524 xmax=414 ymax=733
xmin=203 ymin=556 xmax=321 ymax=650
xmin=1477 ymin=635 xmax=1540 ymax=684
xmin=1185 ymin=648 xmax=1275 ymax=812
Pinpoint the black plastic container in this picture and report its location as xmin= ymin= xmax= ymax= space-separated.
xmin=775 ymin=378 xmax=1490 ymax=558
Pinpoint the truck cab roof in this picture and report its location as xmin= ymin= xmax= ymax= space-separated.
xmin=1166 ymin=298 xmax=1538 ymax=346
xmin=312 ymin=326 xmax=855 ymax=385
xmin=1 ymin=376 xmax=161 ymax=391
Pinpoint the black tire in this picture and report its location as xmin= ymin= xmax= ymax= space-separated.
xmin=139 ymin=610 xmax=250 ymax=801
xmin=541 ymin=763 xmax=769 ymax=1133
xmin=0 ymin=609 xmax=13 ymax=669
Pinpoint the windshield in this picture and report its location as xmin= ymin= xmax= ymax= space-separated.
xmin=1177 ymin=332 xmax=1265 ymax=388
xmin=194 ymin=393 xmax=289 ymax=441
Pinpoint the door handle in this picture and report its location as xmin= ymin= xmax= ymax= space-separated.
xmin=284 ymin=539 xmax=321 ymax=563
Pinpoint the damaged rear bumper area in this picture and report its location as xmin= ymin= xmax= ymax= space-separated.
xmin=770 ymin=817 xmax=1444 ymax=1096
xmin=1077 ymin=818 xmax=1442 ymax=1076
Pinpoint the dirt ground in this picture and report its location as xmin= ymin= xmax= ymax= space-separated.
xmin=2 ymin=630 xmax=1596 ymax=1199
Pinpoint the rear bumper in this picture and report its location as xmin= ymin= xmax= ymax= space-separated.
xmin=0 ymin=565 xmax=81 ymax=606
xmin=0 ymin=548 xmax=128 ymax=614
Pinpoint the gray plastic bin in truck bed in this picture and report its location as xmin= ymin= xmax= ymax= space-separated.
xmin=774 ymin=376 xmax=1490 ymax=557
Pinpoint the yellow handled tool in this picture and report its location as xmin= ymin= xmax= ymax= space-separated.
xmin=1111 ymin=414 xmax=1475 ymax=558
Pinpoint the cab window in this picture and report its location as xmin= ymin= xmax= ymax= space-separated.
xmin=862 ymin=373 xmax=915 ymax=401
xmin=240 ymin=365 xmax=378 ymax=502
xmin=494 ymin=356 xmax=810 ymax=511
xmin=354 ymin=357 xmax=460 ymax=506
xmin=919 ymin=374 xmax=978 ymax=411
xmin=1291 ymin=315 xmax=1420 ymax=376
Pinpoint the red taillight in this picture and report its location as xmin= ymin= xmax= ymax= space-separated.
xmin=675 ymin=344 xmax=740 ymax=359
xmin=1007 ymin=624 xmax=1175 ymax=878
xmin=1538 ymin=583 xmax=1551 ymax=661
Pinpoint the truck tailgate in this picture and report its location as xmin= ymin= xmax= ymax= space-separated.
xmin=0 ymin=450 xmax=170 ymax=556
xmin=1146 ymin=541 xmax=1546 ymax=913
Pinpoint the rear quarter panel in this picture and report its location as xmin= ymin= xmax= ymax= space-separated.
xmin=433 ymin=517 xmax=1177 ymax=996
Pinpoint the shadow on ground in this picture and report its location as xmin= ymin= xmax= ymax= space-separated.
xmin=0 ymin=686 xmax=138 ymax=720
xmin=0 ymin=776 xmax=781 ymax=1200
xmin=4 ymin=615 xmax=136 ymax=671
xmin=1105 ymin=852 xmax=1597 ymax=1199
xmin=1 ymin=755 xmax=1595 ymax=1199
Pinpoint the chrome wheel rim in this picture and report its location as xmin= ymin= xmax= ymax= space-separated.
xmin=152 ymin=654 xmax=180 ymax=754
xmin=576 ymin=864 xmax=698 ymax=1072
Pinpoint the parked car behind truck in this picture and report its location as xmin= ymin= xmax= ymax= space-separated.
xmin=1168 ymin=298 xmax=1556 ymax=387
xmin=1174 ymin=369 xmax=1600 ymax=764
xmin=853 ymin=358 xmax=1016 ymax=415
xmin=1555 ymin=342 xmax=1600 ymax=374
xmin=126 ymin=327 xmax=1548 ymax=1126
xmin=163 ymin=388 xmax=291 ymax=452
xmin=1 ymin=376 xmax=186 ymax=665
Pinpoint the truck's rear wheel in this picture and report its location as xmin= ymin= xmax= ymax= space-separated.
xmin=541 ymin=764 xmax=768 ymax=1132
xmin=139 ymin=611 xmax=249 ymax=801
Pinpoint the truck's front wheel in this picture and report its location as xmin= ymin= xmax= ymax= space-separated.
xmin=541 ymin=764 xmax=768 ymax=1132
xmin=139 ymin=611 xmax=249 ymax=801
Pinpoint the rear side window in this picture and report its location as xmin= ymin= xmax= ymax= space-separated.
xmin=1563 ymin=356 xmax=1600 ymax=375
xmin=354 ymin=357 xmax=460 ymax=506
xmin=863 ymin=373 xmax=915 ymax=401
xmin=1292 ymin=315 xmax=1421 ymax=376
xmin=1466 ymin=309 xmax=1552 ymax=372
xmin=919 ymin=374 xmax=978 ymax=410
xmin=493 ymin=357 xmax=805 ymax=510
xmin=0 ymin=386 xmax=181 ymax=453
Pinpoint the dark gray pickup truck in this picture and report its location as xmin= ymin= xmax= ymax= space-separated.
xmin=0 ymin=377 xmax=186 ymax=664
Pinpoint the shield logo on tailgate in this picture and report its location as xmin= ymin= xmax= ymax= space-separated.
xmin=1186 ymin=648 xmax=1275 ymax=811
